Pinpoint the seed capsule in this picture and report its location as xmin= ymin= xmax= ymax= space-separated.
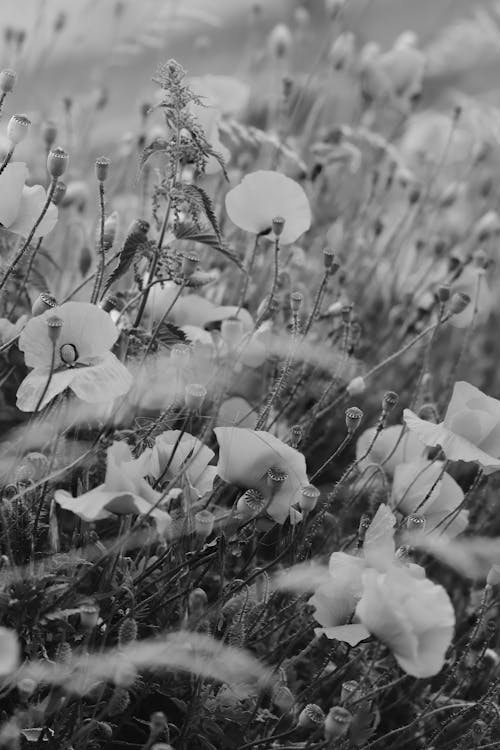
xmin=7 ymin=114 xmax=30 ymax=145
xmin=47 ymin=147 xmax=69 ymax=178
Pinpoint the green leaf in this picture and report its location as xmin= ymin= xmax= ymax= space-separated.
xmin=103 ymin=226 xmax=151 ymax=295
xmin=174 ymin=224 xmax=244 ymax=271
xmin=156 ymin=321 xmax=189 ymax=349
xmin=182 ymin=184 xmax=222 ymax=241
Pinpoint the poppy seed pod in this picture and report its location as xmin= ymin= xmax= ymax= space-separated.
xmin=345 ymin=406 xmax=363 ymax=434
xmin=300 ymin=484 xmax=320 ymax=512
xmin=181 ymin=253 xmax=199 ymax=278
xmin=406 ymin=514 xmax=426 ymax=533
xmin=341 ymin=679 xmax=360 ymax=703
xmin=267 ymin=466 xmax=288 ymax=492
xmin=324 ymin=706 xmax=352 ymax=740
xmin=236 ymin=489 xmax=266 ymax=518
xmin=185 ymin=383 xmax=207 ymax=411
xmin=95 ymin=156 xmax=111 ymax=182
xmin=382 ymin=391 xmax=398 ymax=413
xmin=100 ymin=295 xmax=120 ymax=314
xmin=449 ymin=291 xmax=471 ymax=316
xmin=194 ymin=509 xmax=215 ymax=539
xmin=47 ymin=147 xmax=69 ymax=178
xmin=438 ymin=284 xmax=450 ymax=303
xmin=272 ymin=215 xmax=286 ymax=237
xmin=298 ymin=703 xmax=325 ymax=729
xmin=46 ymin=316 xmax=63 ymax=344
xmin=7 ymin=114 xmax=31 ymax=145
xmin=32 ymin=292 xmax=57 ymax=317
xmin=0 ymin=68 xmax=16 ymax=93
xmin=42 ymin=120 xmax=57 ymax=150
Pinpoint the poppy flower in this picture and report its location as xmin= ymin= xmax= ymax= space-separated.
xmin=391 ymin=459 xmax=468 ymax=538
xmin=189 ymin=75 xmax=250 ymax=116
xmin=214 ymin=427 xmax=308 ymax=524
xmin=225 ymin=170 xmax=311 ymax=246
xmin=309 ymin=505 xmax=424 ymax=645
xmin=404 ymin=381 xmax=500 ymax=474
xmin=55 ymin=441 xmax=171 ymax=534
xmin=356 ymin=566 xmax=455 ymax=678
xmin=0 ymin=162 xmax=58 ymax=239
xmin=17 ymin=302 xmax=133 ymax=412
xmin=149 ymin=430 xmax=217 ymax=500
xmin=147 ymin=282 xmax=253 ymax=330
xmin=356 ymin=424 xmax=426 ymax=477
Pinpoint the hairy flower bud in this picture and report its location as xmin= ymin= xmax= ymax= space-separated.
xmin=107 ymin=687 xmax=130 ymax=716
xmin=188 ymin=587 xmax=208 ymax=614
xmin=118 ymin=617 xmax=138 ymax=647
xmin=7 ymin=114 xmax=30 ymax=145
xmin=47 ymin=147 xmax=69 ymax=178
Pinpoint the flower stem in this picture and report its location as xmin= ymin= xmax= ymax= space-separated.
xmin=91 ymin=180 xmax=106 ymax=304
xmin=0 ymin=147 xmax=13 ymax=177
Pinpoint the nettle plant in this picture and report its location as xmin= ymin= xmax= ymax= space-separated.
xmin=0 ymin=27 xmax=499 ymax=750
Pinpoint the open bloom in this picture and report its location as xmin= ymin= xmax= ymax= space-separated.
xmin=225 ymin=170 xmax=311 ymax=245
xmin=17 ymin=302 xmax=133 ymax=411
xmin=149 ymin=430 xmax=217 ymax=500
xmin=391 ymin=459 xmax=468 ymax=538
xmin=190 ymin=75 xmax=250 ymax=116
xmin=356 ymin=424 xmax=426 ymax=477
xmin=55 ymin=442 xmax=170 ymax=533
xmin=309 ymin=504 xmax=424 ymax=645
xmin=356 ymin=567 xmax=454 ymax=678
xmin=404 ymin=381 xmax=500 ymax=474
xmin=214 ymin=427 xmax=308 ymax=524
xmin=0 ymin=162 xmax=58 ymax=239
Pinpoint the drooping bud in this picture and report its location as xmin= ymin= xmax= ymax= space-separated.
xmin=300 ymin=485 xmax=320 ymax=512
xmin=32 ymin=292 xmax=57 ymax=316
xmin=324 ymin=706 xmax=352 ymax=740
xmin=95 ymin=156 xmax=111 ymax=182
xmin=236 ymin=489 xmax=266 ymax=518
xmin=47 ymin=146 xmax=69 ymax=178
xmin=46 ymin=316 xmax=63 ymax=344
xmin=298 ymin=703 xmax=325 ymax=729
xmin=184 ymin=383 xmax=207 ymax=412
xmin=194 ymin=509 xmax=215 ymax=539
xmin=7 ymin=114 xmax=31 ymax=145
xmin=107 ymin=687 xmax=130 ymax=716
xmin=0 ymin=69 xmax=16 ymax=94
xmin=345 ymin=406 xmax=363 ymax=434
xmin=449 ymin=291 xmax=471 ymax=316
xmin=347 ymin=376 xmax=366 ymax=396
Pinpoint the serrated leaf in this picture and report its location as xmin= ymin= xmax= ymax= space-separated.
xmin=174 ymin=224 xmax=244 ymax=270
xmin=182 ymin=184 xmax=222 ymax=240
xmin=103 ymin=231 xmax=151 ymax=295
xmin=156 ymin=322 xmax=189 ymax=349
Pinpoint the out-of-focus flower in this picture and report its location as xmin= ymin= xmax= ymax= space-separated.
xmin=214 ymin=427 xmax=308 ymax=524
xmin=217 ymin=396 xmax=258 ymax=428
xmin=55 ymin=442 xmax=171 ymax=533
xmin=189 ymin=75 xmax=250 ymax=117
xmin=329 ymin=31 xmax=356 ymax=70
xmin=268 ymin=23 xmax=293 ymax=59
xmin=0 ymin=162 xmax=58 ymax=239
xmin=0 ymin=627 xmax=19 ymax=676
xmin=17 ymin=302 xmax=133 ymax=411
xmin=356 ymin=566 xmax=454 ymax=677
xmin=148 ymin=430 xmax=216 ymax=499
xmin=377 ymin=33 xmax=426 ymax=102
xmin=147 ymin=282 xmax=253 ymax=330
xmin=391 ymin=459 xmax=468 ymax=538
xmin=449 ymin=266 xmax=493 ymax=329
xmin=404 ymin=381 xmax=500 ymax=474
xmin=356 ymin=424 xmax=426 ymax=476
xmin=225 ymin=170 xmax=311 ymax=246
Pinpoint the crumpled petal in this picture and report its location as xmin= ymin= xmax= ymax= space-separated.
xmin=69 ymin=352 xmax=133 ymax=403
xmin=16 ymin=368 xmax=78 ymax=412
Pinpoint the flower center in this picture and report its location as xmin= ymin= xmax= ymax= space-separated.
xmin=59 ymin=343 xmax=79 ymax=366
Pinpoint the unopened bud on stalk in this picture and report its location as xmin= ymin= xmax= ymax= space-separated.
xmin=236 ymin=489 xmax=266 ymax=518
xmin=181 ymin=253 xmax=199 ymax=278
xmin=290 ymin=291 xmax=303 ymax=314
xmin=300 ymin=484 xmax=320 ymax=512
xmin=184 ymin=383 xmax=206 ymax=411
xmin=79 ymin=600 xmax=99 ymax=630
xmin=47 ymin=146 xmax=69 ymax=178
xmin=267 ymin=466 xmax=288 ymax=492
xmin=345 ymin=406 xmax=363 ymax=434
xmin=95 ymin=156 xmax=111 ymax=182
xmin=46 ymin=316 xmax=63 ymax=344
xmin=272 ymin=215 xmax=285 ymax=237
xmin=437 ymin=284 xmax=450 ymax=303
xmin=268 ymin=23 xmax=293 ymax=59
xmin=382 ymin=391 xmax=398 ymax=413
xmin=188 ymin=587 xmax=208 ymax=614
xmin=272 ymin=684 xmax=295 ymax=711
xmin=118 ymin=617 xmax=138 ymax=646
xmin=298 ymin=703 xmax=325 ymax=729
xmin=42 ymin=120 xmax=57 ymax=150
xmin=346 ymin=376 xmax=366 ymax=396
xmin=325 ymin=706 xmax=352 ymax=740
xmin=194 ymin=509 xmax=215 ymax=539
xmin=0 ymin=68 xmax=16 ymax=93
xmin=51 ymin=180 xmax=66 ymax=206
xmin=221 ymin=317 xmax=243 ymax=349
xmin=32 ymin=292 xmax=57 ymax=316
xmin=7 ymin=114 xmax=30 ymax=145
xmin=449 ymin=291 xmax=471 ymax=316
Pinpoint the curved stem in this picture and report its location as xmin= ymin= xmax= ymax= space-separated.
xmin=91 ymin=181 xmax=106 ymax=304
xmin=0 ymin=147 xmax=14 ymax=177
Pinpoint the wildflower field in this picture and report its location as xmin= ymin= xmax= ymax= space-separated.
xmin=2 ymin=1 xmax=500 ymax=748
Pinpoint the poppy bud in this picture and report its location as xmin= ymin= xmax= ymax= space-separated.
xmin=221 ymin=317 xmax=243 ymax=349
xmin=267 ymin=466 xmax=288 ymax=492
xmin=51 ymin=180 xmax=67 ymax=206
xmin=237 ymin=489 xmax=266 ymax=518
xmin=272 ymin=684 xmax=295 ymax=711
xmin=0 ymin=68 xmax=16 ymax=93
xmin=298 ymin=703 xmax=325 ymax=729
xmin=47 ymin=147 xmax=69 ymax=178
xmin=42 ymin=120 xmax=57 ymax=150
xmin=46 ymin=316 xmax=63 ymax=344
xmin=449 ymin=291 xmax=471 ymax=315
xmin=325 ymin=706 xmax=352 ymax=740
xmin=345 ymin=406 xmax=363 ymax=434
xmin=7 ymin=114 xmax=30 ymax=145
xmin=32 ymin=292 xmax=57 ymax=316
xmin=346 ymin=376 xmax=366 ymax=397
xmin=341 ymin=679 xmax=360 ymax=704
xmin=181 ymin=253 xmax=199 ymax=278
xmin=194 ymin=509 xmax=215 ymax=539
xmin=300 ymin=485 xmax=320 ymax=512
xmin=406 ymin=514 xmax=425 ymax=533
xmin=268 ymin=24 xmax=293 ymax=59
xmin=438 ymin=284 xmax=450 ymax=303
xmin=95 ymin=156 xmax=110 ymax=182
xmin=272 ymin=215 xmax=285 ymax=237
xmin=79 ymin=600 xmax=99 ymax=630
xmin=382 ymin=391 xmax=398 ymax=413
xmin=184 ymin=383 xmax=206 ymax=411
xmin=188 ymin=587 xmax=208 ymax=614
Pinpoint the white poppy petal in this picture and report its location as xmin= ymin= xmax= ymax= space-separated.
xmin=69 ymin=353 xmax=132 ymax=403
xmin=16 ymin=368 xmax=77 ymax=412
xmin=0 ymin=162 xmax=28 ymax=227
xmin=9 ymin=185 xmax=58 ymax=238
